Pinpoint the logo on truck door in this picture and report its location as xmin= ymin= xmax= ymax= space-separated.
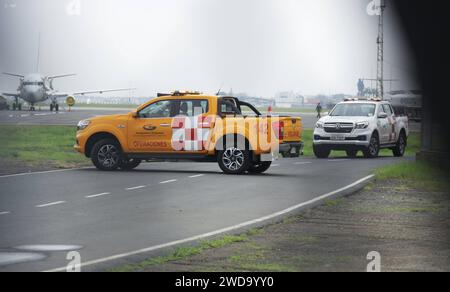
xmin=143 ymin=125 xmax=157 ymax=131
xmin=172 ymin=115 xmax=212 ymax=151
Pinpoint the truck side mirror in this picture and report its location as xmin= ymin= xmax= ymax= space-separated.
xmin=378 ymin=112 xmax=388 ymax=119
xmin=131 ymin=110 xmax=139 ymax=118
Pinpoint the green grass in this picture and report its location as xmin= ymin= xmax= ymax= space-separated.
xmin=74 ymin=103 xmax=138 ymax=109
xmin=257 ymin=107 xmax=317 ymax=114
xmin=301 ymin=129 xmax=421 ymax=158
xmin=109 ymin=234 xmax=249 ymax=272
xmin=0 ymin=125 xmax=89 ymax=168
xmin=375 ymin=161 xmax=448 ymax=191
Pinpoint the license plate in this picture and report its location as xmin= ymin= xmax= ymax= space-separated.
xmin=330 ymin=134 xmax=345 ymax=141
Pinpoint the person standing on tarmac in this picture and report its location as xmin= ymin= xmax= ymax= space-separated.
xmin=316 ymin=102 xmax=323 ymax=119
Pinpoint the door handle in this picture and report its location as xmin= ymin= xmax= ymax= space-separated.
xmin=160 ymin=123 xmax=171 ymax=127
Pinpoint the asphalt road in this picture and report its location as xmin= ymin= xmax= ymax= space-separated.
xmin=0 ymin=156 xmax=410 ymax=272
xmin=0 ymin=109 xmax=320 ymax=129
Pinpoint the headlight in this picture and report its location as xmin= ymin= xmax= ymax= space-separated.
xmin=355 ymin=121 xmax=369 ymax=129
xmin=77 ymin=120 xmax=91 ymax=131
xmin=315 ymin=122 xmax=324 ymax=129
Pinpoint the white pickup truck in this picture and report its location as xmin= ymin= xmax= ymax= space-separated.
xmin=313 ymin=99 xmax=409 ymax=158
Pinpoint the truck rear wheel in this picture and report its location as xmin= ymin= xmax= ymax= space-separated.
xmin=393 ymin=132 xmax=407 ymax=157
xmin=313 ymin=145 xmax=331 ymax=159
xmin=218 ymin=147 xmax=251 ymax=175
xmin=91 ymin=139 xmax=122 ymax=171
xmin=248 ymin=161 xmax=272 ymax=174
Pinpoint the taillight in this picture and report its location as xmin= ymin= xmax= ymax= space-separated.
xmin=273 ymin=121 xmax=284 ymax=140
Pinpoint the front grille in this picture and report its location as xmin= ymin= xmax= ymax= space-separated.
xmin=324 ymin=123 xmax=354 ymax=133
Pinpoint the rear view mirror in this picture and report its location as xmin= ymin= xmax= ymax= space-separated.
xmin=131 ymin=110 xmax=138 ymax=118
xmin=378 ymin=112 xmax=388 ymax=119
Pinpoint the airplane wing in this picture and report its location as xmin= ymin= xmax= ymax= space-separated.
xmin=1 ymin=91 xmax=20 ymax=98
xmin=49 ymin=88 xmax=136 ymax=98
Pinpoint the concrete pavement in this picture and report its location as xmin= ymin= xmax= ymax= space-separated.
xmin=0 ymin=156 xmax=409 ymax=271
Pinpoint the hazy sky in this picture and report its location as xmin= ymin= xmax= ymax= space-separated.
xmin=0 ymin=0 xmax=418 ymax=97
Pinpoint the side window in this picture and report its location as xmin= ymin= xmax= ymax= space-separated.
xmin=174 ymin=100 xmax=209 ymax=117
xmin=378 ymin=104 xmax=386 ymax=114
xmin=220 ymin=100 xmax=241 ymax=116
xmin=139 ymin=100 xmax=172 ymax=118
xmin=383 ymin=104 xmax=393 ymax=116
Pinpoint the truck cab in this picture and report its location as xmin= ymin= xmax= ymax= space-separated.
xmin=75 ymin=91 xmax=304 ymax=174
xmin=313 ymin=98 xmax=409 ymax=158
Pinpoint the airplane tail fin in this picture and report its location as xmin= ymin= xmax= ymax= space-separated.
xmin=36 ymin=33 xmax=41 ymax=72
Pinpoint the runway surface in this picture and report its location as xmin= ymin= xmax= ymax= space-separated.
xmin=0 ymin=156 xmax=410 ymax=271
xmin=0 ymin=108 xmax=320 ymax=129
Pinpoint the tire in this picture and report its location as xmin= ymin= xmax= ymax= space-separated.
xmin=218 ymin=147 xmax=251 ymax=175
xmin=91 ymin=139 xmax=122 ymax=171
xmin=346 ymin=149 xmax=358 ymax=158
xmin=313 ymin=144 xmax=331 ymax=159
xmin=393 ymin=132 xmax=407 ymax=157
xmin=119 ymin=159 xmax=142 ymax=170
xmin=248 ymin=161 xmax=272 ymax=174
xmin=363 ymin=133 xmax=380 ymax=158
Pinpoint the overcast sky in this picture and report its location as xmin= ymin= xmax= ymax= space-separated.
xmin=0 ymin=0 xmax=418 ymax=97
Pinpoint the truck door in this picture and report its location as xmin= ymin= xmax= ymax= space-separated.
xmin=383 ymin=104 xmax=397 ymax=143
xmin=171 ymin=99 xmax=212 ymax=153
xmin=377 ymin=105 xmax=390 ymax=144
xmin=128 ymin=100 xmax=174 ymax=152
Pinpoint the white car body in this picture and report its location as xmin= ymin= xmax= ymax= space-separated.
xmin=313 ymin=100 xmax=409 ymax=157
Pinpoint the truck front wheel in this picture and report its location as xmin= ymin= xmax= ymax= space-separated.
xmin=363 ymin=134 xmax=380 ymax=158
xmin=218 ymin=147 xmax=251 ymax=175
xmin=313 ymin=145 xmax=331 ymax=159
xmin=91 ymin=139 xmax=122 ymax=171
xmin=119 ymin=159 xmax=142 ymax=170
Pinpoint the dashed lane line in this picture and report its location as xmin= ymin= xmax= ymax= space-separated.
xmin=85 ymin=193 xmax=112 ymax=199
xmin=36 ymin=201 xmax=66 ymax=208
xmin=125 ymin=186 xmax=147 ymax=191
xmin=160 ymin=179 xmax=178 ymax=184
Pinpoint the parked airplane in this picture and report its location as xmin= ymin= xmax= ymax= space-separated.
xmin=1 ymin=34 xmax=134 ymax=111
xmin=1 ymin=72 xmax=133 ymax=111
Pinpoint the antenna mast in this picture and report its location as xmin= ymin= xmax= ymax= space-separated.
xmin=376 ymin=0 xmax=386 ymax=99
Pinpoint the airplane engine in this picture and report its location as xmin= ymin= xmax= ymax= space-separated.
xmin=66 ymin=96 xmax=76 ymax=107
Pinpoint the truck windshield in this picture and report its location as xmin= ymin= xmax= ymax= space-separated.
xmin=330 ymin=103 xmax=376 ymax=117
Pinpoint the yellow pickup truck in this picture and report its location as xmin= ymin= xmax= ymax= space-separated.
xmin=75 ymin=91 xmax=303 ymax=174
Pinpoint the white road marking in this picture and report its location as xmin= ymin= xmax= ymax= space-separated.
xmin=0 ymin=212 xmax=11 ymax=216
xmin=160 ymin=179 xmax=177 ymax=184
xmin=85 ymin=193 xmax=111 ymax=199
xmin=293 ymin=162 xmax=312 ymax=165
xmin=36 ymin=201 xmax=66 ymax=208
xmin=189 ymin=174 xmax=204 ymax=178
xmin=0 ymin=167 xmax=92 ymax=179
xmin=44 ymin=174 xmax=375 ymax=272
xmin=125 ymin=186 xmax=146 ymax=191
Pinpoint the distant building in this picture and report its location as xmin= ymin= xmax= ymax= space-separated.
xmin=385 ymin=90 xmax=422 ymax=121
xmin=274 ymin=91 xmax=305 ymax=108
